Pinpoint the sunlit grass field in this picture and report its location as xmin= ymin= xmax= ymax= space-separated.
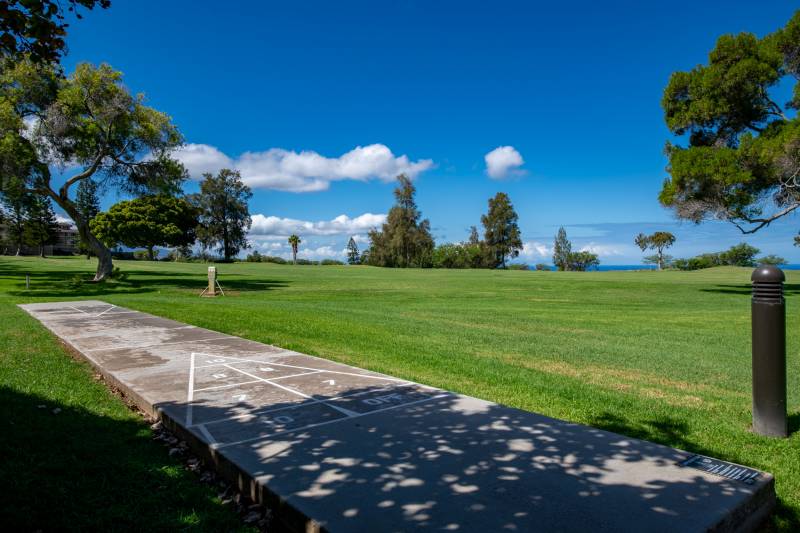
xmin=2 ymin=256 xmax=799 ymax=529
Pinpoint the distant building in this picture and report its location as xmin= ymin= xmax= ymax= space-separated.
xmin=0 ymin=220 xmax=79 ymax=256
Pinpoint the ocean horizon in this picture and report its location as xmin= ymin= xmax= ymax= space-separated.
xmin=525 ymin=264 xmax=800 ymax=271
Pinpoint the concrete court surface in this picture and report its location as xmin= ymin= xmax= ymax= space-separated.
xmin=20 ymin=300 xmax=775 ymax=532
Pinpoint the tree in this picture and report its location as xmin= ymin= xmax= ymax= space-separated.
xmin=0 ymin=180 xmax=30 ymax=255
xmin=659 ymin=12 xmax=800 ymax=240
xmin=366 ymin=174 xmax=434 ymax=267
xmin=346 ymin=236 xmax=360 ymax=265
xmin=643 ymin=254 xmax=674 ymax=269
xmin=0 ymin=60 xmax=185 ymax=280
xmin=719 ymin=243 xmax=759 ymax=267
xmin=567 ymin=251 xmax=600 ymax=271
xmin=758 ymin=254 xmax=786 ymax=266
xmin=23 ymin=193 xmax=58 ymax=256
xmin=634 ymin=231 xmax=676 ymax=270
xmin=467 ymin=225 xmax=480 ymax=245
xmin=552 ymin=227 xmax=572 ymax=271
xmin=0 ymin=0 xmax=110 ymax=63
xmin=193 ymin=169 xmax=252 ymax=261
xmin=288 ymin=234 xmax=301 ymax=264
xmin=90 ymin=195 xmax=198 ymax=260
xmin=75 ymin=178 xmax=100 ymax=258
xmin=481 ymin=192 xmax=522 ymax=268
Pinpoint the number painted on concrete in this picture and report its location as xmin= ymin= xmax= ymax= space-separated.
xmin=261 ymin=414 xmax=295 ymax=425
xmin=233 ymin=394 xmax=247 ymax=402
xmin=323 ymin=379 xmax=336 ymax=385
xmin=362 ymin=393 xmax=403 ymax=406
xmin=210 ymin=358 xmax=226 ymax=363
xmin=259 ymin=367 xmax=274 ymax=372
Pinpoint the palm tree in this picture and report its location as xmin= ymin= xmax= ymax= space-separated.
xmin=288 ymin=234 xmax=301 ymax=264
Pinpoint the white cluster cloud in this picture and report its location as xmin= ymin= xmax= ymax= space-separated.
xmin=485 ymin=146 xmax=525 ymax=179
xmin=520 ymin=241 xmax=551 ymax=259
xmin=172 ymin=143 xmax=433 ymax=193
xmin=249 ymin=213 xmax=386 ymax=238
xmin=579 ymin=242 xmax=624 ymax=257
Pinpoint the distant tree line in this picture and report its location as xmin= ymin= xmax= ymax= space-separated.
xmin=672 ymin=243 xmax=785 ymax=271
xmin=363 ymin=175 xmax=525 ymax=269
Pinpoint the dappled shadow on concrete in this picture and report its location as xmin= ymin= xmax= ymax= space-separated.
xmin=0 ymin=386 xmax=246 ymax=531
xmin=0 ymin=262 xmax=288 ymax=297
xmin=155 ymin=387 xmax=776 ymax=532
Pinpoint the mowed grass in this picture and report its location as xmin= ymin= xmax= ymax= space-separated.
xmin=1 ymin=256 xmax=799 ymax=529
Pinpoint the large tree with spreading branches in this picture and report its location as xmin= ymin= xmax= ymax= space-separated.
xmin=0 ymin=60 xmax=185 ymax=280
xmin=659 ymin=11 xmax=800 ymax=240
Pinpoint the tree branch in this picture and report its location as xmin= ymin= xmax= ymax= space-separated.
xmin=58 ymin=153 xmax=104 ymax=200
xmin=733 ymin=202 xmax=800 ymax=234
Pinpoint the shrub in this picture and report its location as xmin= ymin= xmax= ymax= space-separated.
xmin=132 ymin=249 xmax=159 ymax=261
xmin=534 ymin=263 xmax=550 ymax=271
xmin=321 ymin=259 xmax=344 ymax=265
xmin=262 ymin=256 xmax=287 ymax=264
xmin=245 ymin=251 xmax=263 ymax=262
xmin=507 ymin=263 xmax=529 ymax=270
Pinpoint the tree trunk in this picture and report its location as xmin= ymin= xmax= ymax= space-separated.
xmin=147 ymin=246 xmax=155 ymax=261
xmin=47 ymin=191 xmax=113 ymax=281
xmin=292 ymin=248 xmax=297 ymax=265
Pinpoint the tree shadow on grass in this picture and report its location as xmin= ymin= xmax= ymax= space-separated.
xmin=0 ymin=386 xmax=249 ymax=532
xmin=700 ymin=284 xmax=800 ymax=296
xmin=0 ymin=264 xmax=289 ymax=298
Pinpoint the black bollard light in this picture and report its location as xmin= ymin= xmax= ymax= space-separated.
xmin=751 ymin=265 xmax=788 ymax=438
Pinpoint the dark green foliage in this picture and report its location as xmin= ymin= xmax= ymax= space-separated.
xmin=567 ymin=251 xmax=600 ymax=271
xmin=74 ymin=179 xmax=100 ymax=258
xmin=91 ymin=195 xmax=197 ymax=261
xmin=552 ymin=227 xmax=572 ymax=271
xmin=507 ymin=263 xmax=529 ymax=271
xmin=321 ymin=259 xmax=344 ymax=265
xmin=634 ymin=232 xmax=676 ymax=270
xmin=245 ymin=250 xmax=263 ymax=262
xmin=432 ymin=243 xmax=471 ymax=268
xmin=659 ymin=11 xmax=800 ymax=236
xmin=534 ymin=263 xmax=549 ymax=271
xmin=0 ymin=179 xmax=30 ymax=254
xmin=23 ymin=193 xmax=57 ymax=256
xmin=674 ymin=243 xmax=761 ymax=270
xmin=0 ymin=0 xmax=110 ymax=63
xmin=366 ymin=175 xmax=434 ymax=268
xmin=193 ymin=169 xmax=252 ymax=261
xmin=481 ymin=192 xmax=522 ymax=268
xmin=719 ymin=242 xmax=760 ymax=267
xmin=758 ymin=254 xmax=786 ymax=266
xmin=346 ymin=236 xmax=360 ymax=265
xmin=0 ymin=59 xmax=184 ymax=279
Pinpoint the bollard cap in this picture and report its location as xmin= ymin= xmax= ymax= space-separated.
xmin=751 ymin=265 xmax=785 ymax=283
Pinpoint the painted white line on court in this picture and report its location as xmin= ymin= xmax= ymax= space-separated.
xmin=186 ymin=352 xmax=197 ymax=426
xmin=223 ymin=365 xmax=360 ymax=418
xmin=197 ymin=424 xmax=216 ymax=444
xmin=94 ymin=305 xmax=117 ymax=317
xmin=193 ymin=352 xmax=291 ymax=368
xmin=193 ymin=381 xmax=424 ymax=428
xmin=193 ymin=370 xmax=325 ymax=392
xmin=68 ymin=305 xmax=90 ymax=315
xmin=216 ymin=393 xmax=452 ymax=449
xmin=84 ymin=336 xmax=231 ymax=353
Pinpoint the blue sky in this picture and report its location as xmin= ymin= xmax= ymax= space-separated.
xmin=57 ymin=0 xmax=800 ymax=263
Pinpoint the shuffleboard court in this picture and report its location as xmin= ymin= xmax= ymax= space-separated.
xmin=21 ymin=300 xmax=775 ymax=532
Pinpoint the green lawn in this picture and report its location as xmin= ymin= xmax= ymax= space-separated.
xmin=2 ymin=256 xmax=799 ymax=529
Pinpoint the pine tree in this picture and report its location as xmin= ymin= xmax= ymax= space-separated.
xmin=75 ymin=179 xmax=101 ymax=258
xmin=24 ymin=195 xmax=59 ymax=257
xmin=481 ymin=192 xmax=522 ymax=268
xmin=553 ymin=227 xmax=572 ymax=271
xmin=468 ymin=225 xmax=480 ymax=245
xmin=0 ymin=183 xmax=31 ymax=256
xmin=366 ymin=175 xmax=434 ymax=267
xmin=346 ymin=237 xmax=360 ymax=265
xmin=193 ymin=169 xmax=253 ymax=261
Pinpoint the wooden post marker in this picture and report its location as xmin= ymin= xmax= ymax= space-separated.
xmin=207 ymin=266 xmax=218 ymax=296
